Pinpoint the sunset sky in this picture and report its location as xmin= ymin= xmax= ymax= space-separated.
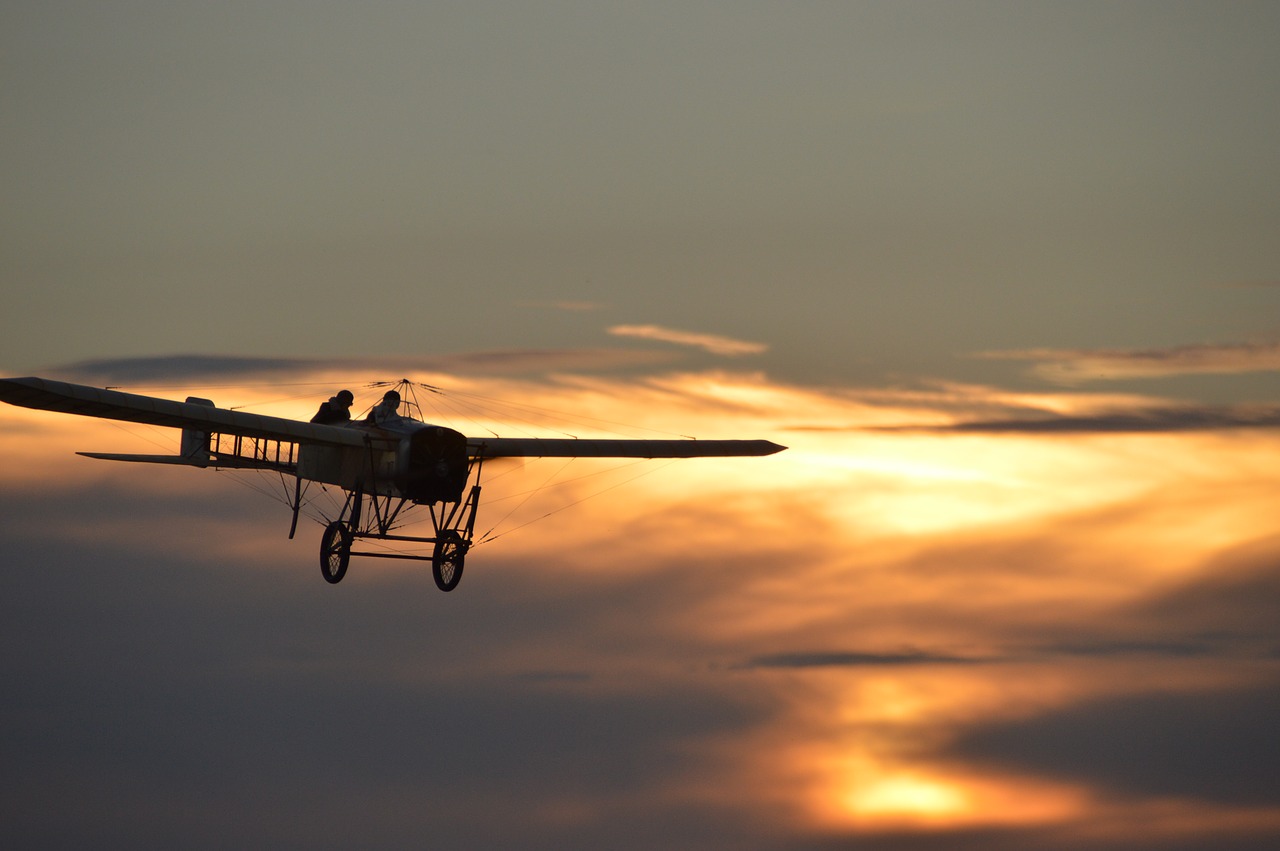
xmin=3 ymin=2 xmax=1280 ymax=848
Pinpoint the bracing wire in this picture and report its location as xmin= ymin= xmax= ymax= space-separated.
xmin=476 ymin=456 xmax=577 ymax=541
xmin=435 ymin=385 xmax=692 ymax=440
xmin=476 ymin=459 xmax=679 ymax=545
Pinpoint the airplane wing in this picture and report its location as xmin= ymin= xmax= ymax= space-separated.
xmin=0 ymin=376 xmax=367 ymax=449
xmin=0 ymin=376 xmax=787 ymax=460
xmin=468 ymin=437 xmax=785 ymax=459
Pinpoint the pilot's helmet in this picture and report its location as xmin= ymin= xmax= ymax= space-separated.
xmin=336 ymin=389 xmax=354 ymax=405
xmin=383 ymin=390 xmax=401 ymax=404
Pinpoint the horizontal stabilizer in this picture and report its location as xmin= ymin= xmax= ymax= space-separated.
xmin=78 ymin=452 xmax=200 ymax=465
xmin=78 ymin=451 xmax=296 ymax=473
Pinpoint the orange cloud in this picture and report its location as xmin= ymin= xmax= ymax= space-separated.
xmin=975 ymin=341 xmax=1280 ymax=384
xmin=608 ymin=324 xmax=768 ymax=356
xmin=5 ymin=362 xmax=1280 ymax=847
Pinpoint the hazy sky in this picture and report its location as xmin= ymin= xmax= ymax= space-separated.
xmin=4 ymin=1 xmax=1279 ymax=391
xmin=4 ymin=2 xmax=1280 ymax=849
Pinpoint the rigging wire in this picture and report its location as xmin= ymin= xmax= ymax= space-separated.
xmin=479 ymin=457 xmax=650 ymax=506
xmin=99 ymin=418 xmax=175 ymax=453
xmin=476 ymin=459 xmax=679 ymax=545
xmin=476 ymin=456 xmax=577 ymax=542
xmin=432 ymin=385 xmax=692 ymax=439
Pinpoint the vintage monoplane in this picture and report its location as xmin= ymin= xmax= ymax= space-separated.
xmin=0 ymin=376 xmax=785 ymax=591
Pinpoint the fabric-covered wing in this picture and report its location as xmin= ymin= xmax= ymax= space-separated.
xmin=0 ymin=377 xmax=366 ymax=448
xmin=0 ymin=377 xmax=788 ymax=459
xmin=468 ymin=437 xmax=786 ymax=459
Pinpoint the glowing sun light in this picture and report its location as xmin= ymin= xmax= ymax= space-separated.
xmin=846 ymin=775 xmax=968 ymax=821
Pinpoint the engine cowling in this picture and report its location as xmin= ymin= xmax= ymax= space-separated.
xmin=399 ymin=425 xmax=469 ymax=503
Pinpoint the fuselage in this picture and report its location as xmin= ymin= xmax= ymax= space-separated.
xmin=296 ymin=417 xmax=469 ymax=503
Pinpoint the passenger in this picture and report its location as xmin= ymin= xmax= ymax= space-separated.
xmin=367 ymin=389 xmax=403 ymax=427
xmin=310 ymin=389 xmax=354 ymax=425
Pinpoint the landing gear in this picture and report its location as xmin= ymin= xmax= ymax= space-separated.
xmin=315 ymin=469 xmax=482 ymax=592
xmin=432 ymin=530 xmax=467 ymax=592
xmin=320 ymin=520 xmax=351 ymax=584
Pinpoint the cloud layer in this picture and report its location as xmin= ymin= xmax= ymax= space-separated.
xmin=976 ymin=342 xmax=1280 ymax=384
xmin=3 ymin=357 xmax=1280 ymax=849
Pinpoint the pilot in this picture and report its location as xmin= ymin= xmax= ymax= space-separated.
xmin=310 ymin=389 xmax=354 ymax=425
xmin=367 ymin=389 xmax=403 ymax=426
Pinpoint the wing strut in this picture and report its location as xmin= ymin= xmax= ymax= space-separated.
xmin=288 ymin=475 xmax=303 ymax=540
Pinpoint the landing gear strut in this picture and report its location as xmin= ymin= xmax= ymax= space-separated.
xmin=315 ymin=466 xmax=482 ymax=591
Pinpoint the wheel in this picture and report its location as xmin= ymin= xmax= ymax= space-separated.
xmin=320 ymin=521 xmax=352 ymax=584
xmin=432 ymin=530 xmax=467 ymax=592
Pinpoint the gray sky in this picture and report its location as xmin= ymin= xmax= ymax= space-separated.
xmin=4 ymin=1 xmax=1279 ymax=392
xmin=5 ymin=3 xmax=1280 ymax=848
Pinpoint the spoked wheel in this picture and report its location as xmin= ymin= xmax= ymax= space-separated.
xmin=320 ymin=521 xmax=352 ymax=584
xmin=432 ymin=530 xmax=467 ymax=592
